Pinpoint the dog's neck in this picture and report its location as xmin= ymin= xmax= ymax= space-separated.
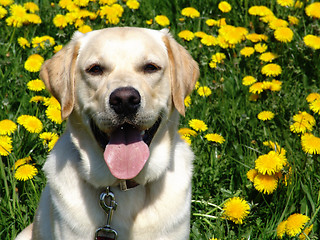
xmin=118 ymin=180 xmax=139 ymax=191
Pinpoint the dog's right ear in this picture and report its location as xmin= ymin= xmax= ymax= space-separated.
xmin=40 ymin=32 xmax=83 ymax=120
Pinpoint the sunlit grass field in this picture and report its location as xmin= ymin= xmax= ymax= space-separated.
xmin=1 ymin=0 xmax=320 ymax=239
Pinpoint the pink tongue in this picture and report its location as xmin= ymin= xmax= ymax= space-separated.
xmin=104 ymin=126 xmax=149 ymax=179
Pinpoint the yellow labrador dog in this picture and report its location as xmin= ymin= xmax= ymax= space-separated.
xmin=16 ymin=27 xmax=199 ymax=240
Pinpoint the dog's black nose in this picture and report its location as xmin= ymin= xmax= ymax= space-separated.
xmin=109 ymin=87 xmax=141 ymax=115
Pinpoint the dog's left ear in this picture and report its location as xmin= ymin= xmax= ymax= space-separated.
xmin=162 ymin=30 xmax=199 ymax=116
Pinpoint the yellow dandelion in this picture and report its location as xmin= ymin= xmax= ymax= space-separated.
xmin=261 ymin=63 xmax=282 ymax=77
xmin=14 ymin=164 xmax=38 ymax=181
xmin=189 ymin=119 xmax=208 ymax=132
xmin=295 ymin=1 xmax=304 ymax=8
xmin=303 ymin=35 xmax=320 ymax=50
xmin=180 ymin=135 xmax=191 ymax=145
xmin=248 ymin=6 xmax=273 ymax=17
xmin=0 ymin=135 xmax=13 ymax=156
xmin=24 ymin=2 xmax=39 ymax=13
xmin=145 ymin=19 xmax=153 ymax=25
xmin=205 ymin=133 xmax=225 ymax=144
xmin=201 ymin=35 xmax=218 ymax=46
xmin=257 ymin=111 xmax=275 ymax=121
xmin=286 ymin=213 xmax=310 ymax=237
xmin=0 ymin=6 xmax=7 ymax=19
xmin=24 ymin=54 xmax=44 ymax=72
xmin=178 ymin=128 xmax=197 ymax=137
xmin=246 ymin=33 xmax=268 ymax=42
xmin=43 ymin=96 xmax=61 ymax=109
xmin=78 ymin=25 xmax=92 ymax=34
xmin=53 ymin=14 xmax=68 ymax=28
xmin=259 ymin=52 xmax=277 ymax=62
xmin=99 ymin=0 xmax=117 ymax=5
xmin=309 ymin=99 xmax=320 ymax=114
xmin=242 ymin=76 xmax=257 ymax=86
xmin=253 ymin=173 xmax=278 ymax=194
xmin=269 ymin=19 xmax=288 ymax=30
xmin=155 ymin=15 xmax=170 ymax=27
xmin=247 ymin=169 xmax=258 ymax=183
xmin=26 ymin=13 xmax=41 ymax=25
xmin=299 ymin=224 xmax=313 ymax=240
xmin=219 ymin=25 xmax=248 ymax=45
xmin=53 ymin=45 xmax=63 ymax=53
xmin=17 ymin=115 xmax=43 ymax=134
xmin=290 ymin=111 xmax=315 ymax=133
xmin=48 ymin=135 xmax=59 ymax=151
xmin=194 ymin=31 xmax=207 ymax=38
xmin=288 ymin=16 xmax=299 ymax=25
xmin=249 ymin=82 xmax=264 ymax=94
xmin=301 ymin=133 xmax=320 ymax=155
xmin=277 ymin=220 xmax=287 ymax=239
xmin=306 ymin=93 xmax=320 ymax=103
xmin=0 ymin=0 xmax=13 ymax=7
xmin=27 ymin=79 xmax=45 ymax=92
xmin=277 ymin=0 xmax=294 ymax=7
xmin=181 ymin=7 xmax=200 ymax=18
xmin=30 ymin=96 xmax=45 ymax=103
xmin=73 ymin=0 xmax=89 ymax=7
xmin=255 ymin=151 xmax=286 ymax=175
xmin=206 ymin=19 xmax=218 ymax=27
xmin=178 ymin=30 xmax=194 ymax=41
xmin=240 ymin=47 xmax=255 ymax=57
xmin=254 ymin=43 xmax=268 ymax=53
xmin=274 ymin=27 xmax=294 ymax=43
xmin=263 ymin=141 xmax=286 ymax=155
xmin=305 ymin=2 xmax=320 ymax=19
xmin=13 ymin=156 xmax=32 ymax=170
xmin=126 ymin=0 xmax=140 ymax=10
xmin=211 ymin=53 xmax=226 ymax=64
xmin=184 ymin=95 xmax=191 ymax=107
xmin=0 ymin=119 xmax=17 ymax=135
xmin=222 ymin=197 xmax=250 ymax=224
xmin=197 ymin=86 xmax=212 ymax=97
xmin=218 ymin=1 xmax=232 ymax=13
xmin=17 ymin=37 xmax=30 ymax=49
xmin=46 ymin=107 xmax=63 ymax=124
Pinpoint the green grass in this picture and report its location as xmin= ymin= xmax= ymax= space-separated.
xmin=1 ymin=0 xmax=320 ymax=239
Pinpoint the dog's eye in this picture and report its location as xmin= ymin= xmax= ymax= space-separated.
xmin=143 ymin=63 xmax=161 ymax=73
xmin=86 ymin=64 xmax=103 ymax=75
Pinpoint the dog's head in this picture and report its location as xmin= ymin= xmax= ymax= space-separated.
xmin=40 ymin=27 xmax=199 ymax=187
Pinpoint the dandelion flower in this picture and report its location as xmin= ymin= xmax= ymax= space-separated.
xmin=277 ymin=0 xmax=294 ymax=7
xmin=181 ymin=7 xmax=200 ymax=18
xmin=43 ymin=96 xmax=61 ymax=109
xmin=24 ymin=2 xmax=39 ymax=13
xmin=255 ymin=151 xmax=286 ymax=175
xmin=247 ymin=169 xmax=258 ymax=182
xmin=222 ymin=197 xmax=250 ymax=224
xmin=219 ymin=25 xmax=248 ymax=45
xmin=306 ymin=93 xmax=320 ymax=103
xmin=277 ymin=220 xmax=287 ymax=239
xmin=288 ymin=16 xmax=299 ymax=25
xmin=269 ymin=19 xmax=288 ymax=30
xmin=17 ymin=115 xmax=43 ymax=133
xmin=218 ymin=1 xmax=232 ymax=13
xmin=178 ymin=128 xmax=197 ymax=137
xmin=253 ymin=173 xmax=278 ymax=194
xmin=17 ymin=37 xmax=30 ymax=49
xmin=13 ymin=156 xmax=32 ymax=170
xmin=274 ymin=27 xmax=293 ymax=43
xmin=248 ymin=6 xmax=273 ymax=17
xmin=290 ymin=111 xmax=315 ymax=133
xmin=201 ymin=35 xmax=218 ymax=46
xmin=0 ymin=135 xmax=13 ymax=156
xmin=254 ymin=43 xmax=268 ymax=53
xmin=178 ymin=30 xmax=194 ymax=41
xmin=14 ymin=164 xmax=38 ymax=181
xmin=46 ymin=107 xmax=62 ymax=124
xmin=184 ymin=95 xmax=191 ymax=107
xmin=53 ymin=14 xmax=68 ymax=28
xmin=303 ymin=35 xmax=320 ymax=50
xmin=246 ymin=33 xmax=268 ymax=42
xmin=205 ymin=133 xmax=225 ymax=144
xmin=257 ymin=111 xmax=274 ymax=121
xmin=197 ymin=86 xmax=212 ymax=97
xmin=211 ymin=53 xmax=226 ymax=63
xmin=305 ymin=2 xmax=320 ymax=19
xmin=261 ymin=63 xmax=282 ymax=77
xmin=259 ymin=52 xmax=277 ymax=62
xmin=242 ymin=76 xmax=257 ymax=86
xmin=309 ymin=99 xmax=320 ymax=114
xmin=126 ymin=0 xmax=139 ymax=10
xmin=206 ymin=19 xmax=218 ymax=27
xmin=30 ymin=96 xmax=45 ymax=103
xmin=299 ymin=224 xmax=313 ymax=240
xmin=24 ymin=54 xmax=44 ymax=72
xmin=240 ymin=47 xmax=255 ymax=57
xmin=249 ymin=82 xmax=264 ymax=94
xmin=286 ymin=214 xmax=310 ymax=237
xmin=189 ymin=119 xmax=208 ymax=132
xmin=155 ymin=15 xmax=170 ymax=27
xmin=301 ymin=133 xmax=320 ymax=154
xmin=48 ymin=135 xmax=59 ymax=151
xmin=27 ymin=79 xmax=45 ymax=92
xmin=0 ymin=0 xmax=13 ymax=7
xmin=181 ymin=135 xmax=191 ymax=145
xmin=0 ymin=119 xmax=17 ymax=135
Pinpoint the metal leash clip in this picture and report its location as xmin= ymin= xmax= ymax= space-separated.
xmin=95 ymin=187 xmax=118 ymax=240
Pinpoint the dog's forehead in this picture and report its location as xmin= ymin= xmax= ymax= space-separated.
xmin=78 ymin=27 xmax=168 ymax=61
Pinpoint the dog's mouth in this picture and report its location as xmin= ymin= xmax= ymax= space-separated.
xmin=90 ymin=118 xmax=161 ymax=180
